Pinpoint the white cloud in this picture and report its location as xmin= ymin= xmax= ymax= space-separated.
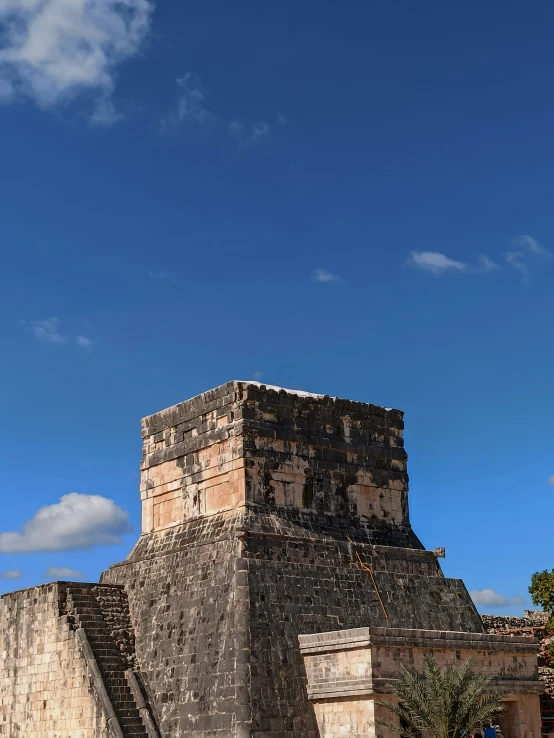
xmin=229 ymin=119 xmax=270 ymax=148
xmin=160 ymin=73 xmax=214 ymax=130
xmin=312 ymin=268 xmax=342 ymax=283
xmin=229 ymin=119 xmax=244 ymax=135
xmin=517 ymin=234 xmax=551 ymax=259
xmin=45 ymin=566 xmax=84 ymax=580
xmin=0 ymin=0 xmax=154 ymax=120
xmin=251 ymin=122 xmax=270 ymax=140
xmin=29 ymin=317 xmax=67 ymax=344
xmin=277 ymin=113 xmax=288 ymax=126
xmin=0 ymin=493 xmax=131 ymax=553
xmin=0 ymin=569 xmax=22 ymax=580
xmin=506 ymin=235 xmax=551 ymax=281
xmin=148 ymin=269 xmax=174 ymax=282
xmin=407 ymin=251 xmax=467 ymax=275
xmin=89 ymin=96 xmax=123 ymax=127
xmin=0 ymin=77 xmax=13 ymax=102
xmin=477 ymin=255 xmax=500 ymax=273
xmin=506 ymin=251 xmax=530 ymax=278
xmin=76 ymin=335 xmax=93 ymax=349
xmin=470 ymin=588 xmax=525 ymax=607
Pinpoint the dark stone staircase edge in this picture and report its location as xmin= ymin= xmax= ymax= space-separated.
xmin=75 ymin=627 xmax=125 ymax=738
xmin=67 ymin=583 xmax=159 ymax=737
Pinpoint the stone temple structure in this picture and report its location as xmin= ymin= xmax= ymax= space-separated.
xmin=0 ymin=381 xmax=544 ymax=738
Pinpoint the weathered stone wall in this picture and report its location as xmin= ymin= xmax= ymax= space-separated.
xmin=238 ymin=383 xmax=409 ymax=529
xmin=300 ymin=627 xmax=542 ymax=697
xmin=102 ymin=513 xmax=246 ymax=738
xmin=0 ymin=583 xmax=108 ymax=737
xmin=482 ymin=612 xmax=548 ymax=635
xmin=90 ymin=584 xmax=137 ymax=669
xmin=299 ymin=627 xmax=543 ymax=738
xmin=140 ymin=383 xmax=243 ymax=533
xmin=138 ymin=381 xmax=416 ymax=543
xmin=244 ymin=512 xmax=481 ymax=737
xmin=102 ymin=381 xmax=484 ymax=738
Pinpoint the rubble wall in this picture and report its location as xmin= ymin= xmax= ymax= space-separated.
xmin=0 ymin=583 xmax=108 ymax=738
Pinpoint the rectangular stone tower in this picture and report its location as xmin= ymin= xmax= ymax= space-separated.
xmin=101 ymin=381 xmax=483 ymax=738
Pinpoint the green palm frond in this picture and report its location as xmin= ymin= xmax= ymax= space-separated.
xmin=375 ymin=654 xmax=507 ymax=738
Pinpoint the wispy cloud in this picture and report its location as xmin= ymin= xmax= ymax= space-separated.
xmin=548 ymin=475 xmax=554 ymax=486
xmin=470 ymin=588 xmax=525 ymax=607
xmin=252 ymin=371 xmax=263 ymax=381
xmin=407 ymin=251 xmax=467 ymax=275
xmin=277 ymin=113 xmax=288 ymax=126
xmin=29 ymin=317 xmax=67 ymax=345
xmin=25 ymin=318 xmax=93 ymax=348
xmin=148 ymin=269 xmax=175 ymax=282
xmin=516 ymin=234 xmax=551 ymax=258
xmin=505 ymin=235 xmax=551 ymax=281
xmin=407 ymin=251 xmax=500 ymax=276
xmin=76 ymin=335 xmax=93 ymax=350
xmin=252 ymin=122 xmax=270 ymax=141
xmin=45 ymin=566 xmax=84 ymax=581
xmin=312 ymin=268 xmax=343 ymax=284
xmin=477 ymin=254 xmax=500 ymax=273
xmin=0 ymin=493 xmax=132 ymax=553
xmin=0 ymin=0 xmax=153 ymax=122
xmin=229 ymin=119 xmax=270 ymax=149
xmin=161 ymin=73 xmax=215 ymax=131
xmin=90 ymin=97 xmax=123 ymax=127
xmin=0 ymin=569 xmax=22 ymax=580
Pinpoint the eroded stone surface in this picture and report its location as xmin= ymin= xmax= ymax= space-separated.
xmin=101 ymin=381 xmax=484 ymax=738
xmin=299 ymin=627 xmax=543 ymax=738
xmin=0 ymin=583 xmax=109 ymax=737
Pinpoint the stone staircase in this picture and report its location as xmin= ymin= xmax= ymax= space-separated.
xmin=66 ymin=584 xmax=149 ymax=737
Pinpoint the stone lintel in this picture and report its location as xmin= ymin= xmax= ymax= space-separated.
xmin=298 ymin=625 xmax=539 ymax=654
xmin=306 ymin=678 xmax=546 ymax=700
xmin=300 ymin=625 xmax=543 ymax=707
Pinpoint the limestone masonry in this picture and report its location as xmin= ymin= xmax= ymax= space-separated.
xmin=0 ymin=381 xmax=544 ymax=738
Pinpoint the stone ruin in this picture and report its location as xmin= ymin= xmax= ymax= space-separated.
xmin=0 ymin=381 xmax=545 ymax=737
xmin=482 ymin=612 xmax=554 ymax=738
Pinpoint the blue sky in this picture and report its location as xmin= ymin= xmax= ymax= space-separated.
xmin=1 ymin=0 xmax=553 ymax=614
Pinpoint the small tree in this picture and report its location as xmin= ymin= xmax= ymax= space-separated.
xmin=376 ymin=653 xmax=507 ymax=738
xmin=529 ymin=570 xmax=554 ymax=630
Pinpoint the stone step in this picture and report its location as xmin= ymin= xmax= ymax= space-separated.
xmin=101 ymin=677 xmax=130 ymax=689
xmin=116 ymin=710 xmax=141 ymax=719
xmin=67 ymin=588 xmax=147 ymax=738
xmin=89 ymin=650 xmax=125 ymax=661
xmin=107 ymin=687 xmax=132 ymax=696
xmin=73 ymin=611 xmax=105 ymax=621
xmin=105 ymin=676 xmax=131 ymax=686
xmin=68 ymin=596 xmax=99 ymax=605
xmin=119 ymin=718 xmax=146 ymax=729
xmin=86 ymin=640 xmax=122 ymax=653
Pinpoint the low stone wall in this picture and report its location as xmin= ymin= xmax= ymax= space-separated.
xmin=299 ymin=626 xmax=543 ymax=738
xmin=0 ymin=583 xmax=109 ymax=737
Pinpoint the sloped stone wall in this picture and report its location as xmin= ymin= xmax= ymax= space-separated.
xmin=103 ymin=507 xmax=482 ymax=738
xmin=102 ymin=513 xmax=246 ymax=738
xmin=0 ymin=583 xmax=108 ymax=737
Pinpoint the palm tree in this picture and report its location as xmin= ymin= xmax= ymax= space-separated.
xmin=375 ymin=653 xmax=507 ymax=738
